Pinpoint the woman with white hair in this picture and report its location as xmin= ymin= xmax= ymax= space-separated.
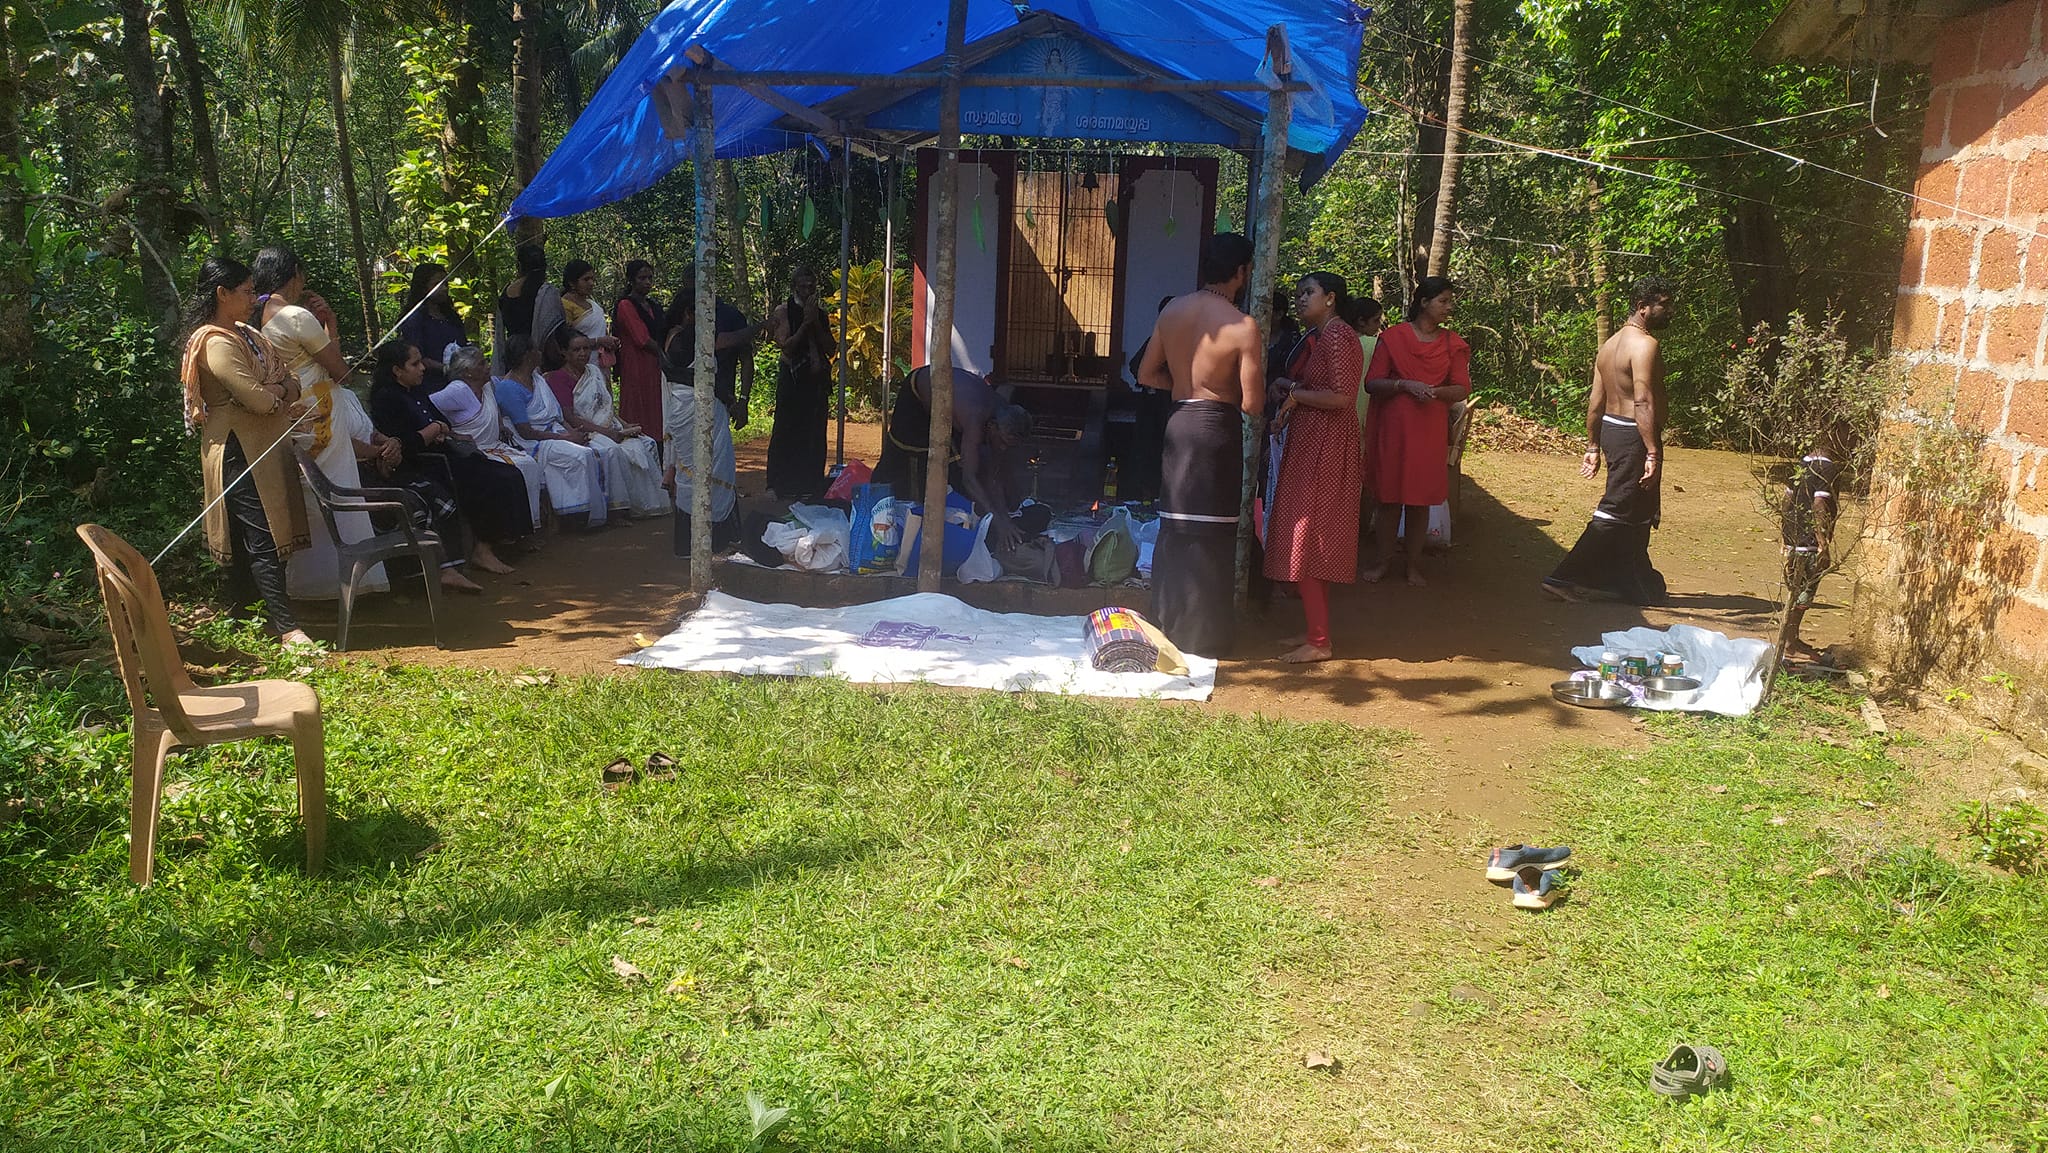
xmin=493 ymin=332 xmax=610 ymax=529
xmin=543 ymin=325 xmax=669 ymax=518
xmin=432 ymin=345 xmax=545 ymax=527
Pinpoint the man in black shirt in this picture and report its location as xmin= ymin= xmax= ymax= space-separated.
xmin=665 ymin=281 xmax=762 ymax=428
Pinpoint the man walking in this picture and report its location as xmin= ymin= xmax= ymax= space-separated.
xmin=1542 ymin=275 xmax=1676 ymax=604
xmin=1136 ymin=233 xmax=1264 ymax=656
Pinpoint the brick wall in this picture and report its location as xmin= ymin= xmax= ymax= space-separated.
xmin=1877 ymin=0 xmax=2048 ymax=732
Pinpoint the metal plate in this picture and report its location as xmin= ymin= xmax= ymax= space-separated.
xmin=1640 ymin=675 xmax=1703 ymax=705
xmin=1550 ymin=679 xmax=1633 ymax=709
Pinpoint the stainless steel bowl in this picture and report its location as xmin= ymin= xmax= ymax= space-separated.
xmin=1640 ymin=675 xmax=1702 ymax=705
xmin=1551 ymin=678 xmax=1633 ymax=709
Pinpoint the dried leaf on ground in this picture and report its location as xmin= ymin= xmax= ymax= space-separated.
xmin=1464 ymin=405 xmax=1584 ymax=455
xmin=1302 ymin=1050 xmax=1341 ymax=1071
xmin=610 ymin=955 xmax=647 ymax=984
xmin=1253 ymin=876 xmax=1282 ymax=888
xmin=509 ymin=673 xmax=554 ymax=688
xmin=1002 ymin=956 xmax=1030 ymax=970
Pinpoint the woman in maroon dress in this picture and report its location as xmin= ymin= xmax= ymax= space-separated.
xmin=1264 ymin=272 xmax=1367 ymax=663
xmin=612 ymin=259 xmax=666 ymax=438
xmin=1363 ymin=276 xmax=1471 ymax=586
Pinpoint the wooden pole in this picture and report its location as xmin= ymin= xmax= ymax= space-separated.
xmin=1237 ymin=25 xmax=1291 ymax=610
xmin=882 ymin=154 xmax=897 ymax=405
xmin=920 ymin=0 xmax=969 ymax=593
xmin=690 ymin=82 xmax=718 ymax=593
xmin=836 ymin=136 xmax=852 ymax=467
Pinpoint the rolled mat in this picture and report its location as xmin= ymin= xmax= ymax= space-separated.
xmin=1083 ymin=607 xmax=1189 ymax=676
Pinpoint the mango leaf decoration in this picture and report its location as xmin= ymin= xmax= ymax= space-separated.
xmin=759 ymin=192 xmax=773 ymax=231
xmin=1104 ymin=200 xmax=1122 ymax=238
xmin=971 ymin=198 xmax=987 ymax=253
xmin=1215 ymin=206 xmax=1233 ymax=233
xmin=801 ymin=195 xmax=817 ymax=239
xmin=1024 ymin=206 xmax=1036 ymax=230
xmin=1164 ymin=215 xmax=1179 ymax=237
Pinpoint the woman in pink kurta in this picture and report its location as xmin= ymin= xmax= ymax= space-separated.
xmin=1264 ymin=272 xmax=1366 ymax=663
xmin=1363 ymin=276 xmax=1471 ymax=586
xmin=613 ymin=259 xmax=666 ymax=438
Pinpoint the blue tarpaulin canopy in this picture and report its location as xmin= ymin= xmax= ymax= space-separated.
xmin=509 ymin=0 xmax=1370 ymax=220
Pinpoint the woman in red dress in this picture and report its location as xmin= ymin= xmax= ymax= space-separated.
xmin=612 ymin=259 xmax=667 ymax=438
xmin=1363 ymin=276 xmax=1471 ymax=586
xmin=1264 ymin=272 xmax=1367 ymax=663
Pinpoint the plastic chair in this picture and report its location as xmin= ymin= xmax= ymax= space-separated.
xmin=74 ymin=524 xmax=326 ymax=886
xmin=291 ymin=444 xmax=446 ymax=651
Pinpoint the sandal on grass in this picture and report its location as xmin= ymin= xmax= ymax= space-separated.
xmin=1486 ymin=844 xmax=1571 ymax=882
xmin=642 ymin=752 xmax=679 ymax=783
xmin=1652 ymin=1043 xmax=1729 ymax=1099
xmin=601 ymin=757 xmax=639 ymax=793
xmin=1511 ymin=864 xmax=1563 ymax=910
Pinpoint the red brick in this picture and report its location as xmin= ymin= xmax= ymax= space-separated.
xmin=1980 ymin=1 xmax=2040 ymax=73
xmin=2007 ymin=377 xmax=2048 ymax=439
xmin=2017 ymin=470 xmax=2048 ymax=518
xmin=1916 ymin=162 xmax=1962 ymax=218
xmin=1952 ymin=83 xmax=2007 ymax=149
xmin=1960 ymin=367 xmax=2011 ymax=429
xmin=2000 ymin=83 xmax=2048 ymax=145
xmin=2010 ymin=152 xmax=2048 ymax=216
xmin=1923 ymin=91 xmax=1955 ymax=154
xmin=1932 ymin=18 xmax=1985 ymax=87
xmin=1896 ymin=293 xmax=1944 ymax=349
xmin=1981 ymin=229 xmax=2025 ymax=289
xmin=1959 ymin=157 xmax=2013 ymax=216
xmin=1923 ymin=225 xmax=1977 ymax=289
xmin=1985 ymin=303 xmax=2045 ymax=363
xmin=1988 ymin=528 xmax=2043 ymax=589
xmin=1908 ymin=359 xmax=1962 ymax=408
xmin=1995 ymin=595 xmax=2048 ymax=655
xmin=1900 ymin=227 xmax=1931 ymax=286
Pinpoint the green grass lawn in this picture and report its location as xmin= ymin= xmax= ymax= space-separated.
xmin=1 ymin=663 xmax=1396 ymax=1151
xmin=3 ymin=661 xmax=2043 ymax=1151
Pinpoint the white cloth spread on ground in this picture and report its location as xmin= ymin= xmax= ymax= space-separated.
xmin=622 ymin=591 xmax=1217 ymax=700
xmin=1570 ymin=624 xmax=1774 ymax=716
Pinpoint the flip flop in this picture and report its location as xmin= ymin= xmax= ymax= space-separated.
xmin=1511 ymin=864 xmax=1562 ymax=910
xmin=601 ymin=757 xmax=639 ymax=793
xmin=642 ymin=752 xmax=679 ymax=783
xmin=1486 ymin=844 xmax=1572 ymax=882
xmin=1652 ymin=1043 xmax=1730 ymax=1098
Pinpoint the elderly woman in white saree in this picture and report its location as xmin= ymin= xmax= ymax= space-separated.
xmin=253 ymin=246 xmax=391 ymax=599
xmin=543 ymin=327 xmax=668 ymax=518
xmin=432 ymin=346 xmax=545 ymax=526
xmin=492 ymin=333 xmax=610 ymax=529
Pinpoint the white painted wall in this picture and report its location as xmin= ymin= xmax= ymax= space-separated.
xmin=922 ymin=160 xmax=1000 ymax=376
xmin=1117 ymin=168 xmax=1205 ymax=384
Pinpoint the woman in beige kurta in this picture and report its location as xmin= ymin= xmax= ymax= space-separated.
xmin=179 ymin=255 xmax=312 ymax=645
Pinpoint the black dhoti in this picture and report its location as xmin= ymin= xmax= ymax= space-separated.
xmin=872 ymin=373 xmax=960 ymax=500
xmin=1548 ymin=414 xmax=1666 ymax=604
xmin=1154 ymin=399 xmax=1243 ymax=657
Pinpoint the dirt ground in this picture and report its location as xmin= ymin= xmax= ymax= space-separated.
xmin=301 ymin=419 xmax=1832 ymax=840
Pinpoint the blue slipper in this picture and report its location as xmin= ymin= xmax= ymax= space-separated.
xmin=1486 ymin=844 xmax=1571 ymax=882
xmin=1511 ymin=864 xmax=1562 ymax=910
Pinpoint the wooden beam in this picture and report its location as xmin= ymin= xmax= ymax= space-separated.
xmin=920 ymin=0 xmax=969 ymax=593
xmin=690 ymin=81 xmax=718 ymax=593
xmin=675 ymin=67 xmax=1310 ymax=94
xmin=835 ymin=135 xmax=852 ymax=467
xmin=680 ymin=47 xmax=842 ymax=135
xmin=1236 ymin=25 xmax=1292 ymax=610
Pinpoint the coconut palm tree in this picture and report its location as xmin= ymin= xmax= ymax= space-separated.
xmin=1426 ymin=0 xmax=1475 ymax=278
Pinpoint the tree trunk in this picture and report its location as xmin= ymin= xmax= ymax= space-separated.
xmin=442 ymin=21 xmax=484 ymax=201
xmin=721 ymin=160 xmax=756 ymax=315
xmin=327 ymin=33 xmax=378 ymax=338
xmin=511 ymin=0 xmax=546 ymax=244
xmin=1589 ymin=177 xmax=1612 ymax=345
xmin=161 ymin=0 xmax=224 ymax=241
xmin=1425 ymin=0 xmax=1475 ymax=278
xmin=0 ymin=4 xmax=27 ymax=359
xmin=116 ymin=0 xmax=181 ymax=335
xmin=1405 ymin=20 xmax=1449 ymax=280
xmin=1724 ymin=199 xmax=1794 ymax=337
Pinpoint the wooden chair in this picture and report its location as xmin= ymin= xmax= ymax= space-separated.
xmin=75 ymin=524 xmax=325 ymax=886
xmin=291 ymin=444 xmax=446 ymax=651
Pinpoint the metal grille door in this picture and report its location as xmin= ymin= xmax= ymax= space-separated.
xmin=1003 ymin=165 xmax=1119 ymax=383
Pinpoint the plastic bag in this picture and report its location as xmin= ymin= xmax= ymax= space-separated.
xmin=1085 ymin=507 xmax=1139 ymax=585
xmin=957 ymin=515 xmax=1000 ymax=583
xmin=824 ymin=460 xmax=873 ymax=502
xmin=848 ymin=483 xmax=900 ymax=574
xmin=766 ymin=503 xmax=850 ymax=571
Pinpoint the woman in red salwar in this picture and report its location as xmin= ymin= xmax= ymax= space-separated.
xmin=1264 ymin=272 xmax=1367 ymax=663
xmin=1363 ymin=276 xmax=1471 ymax=586
xmin=612 ymin=259 xmax=667 ymax=438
